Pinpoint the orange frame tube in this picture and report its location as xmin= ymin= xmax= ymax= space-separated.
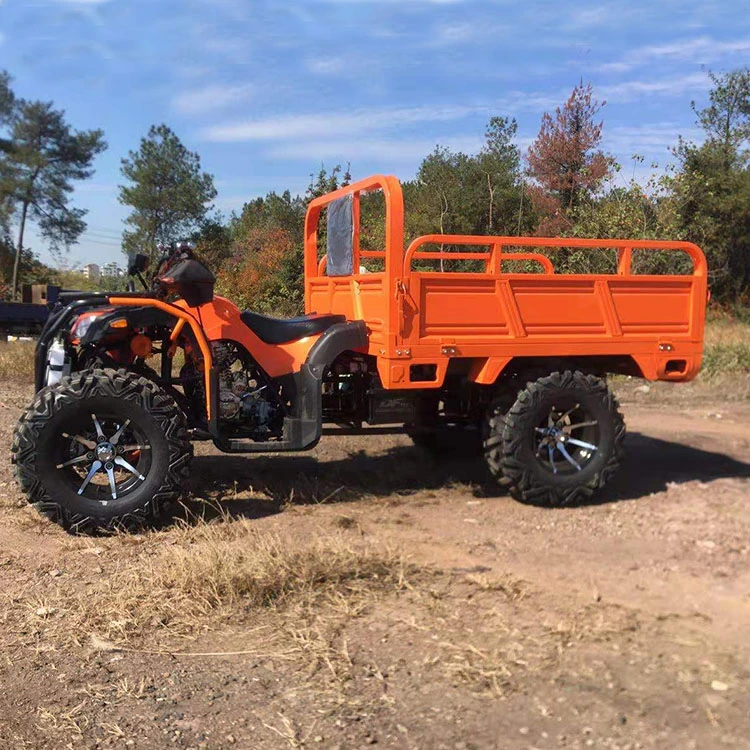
xmin=108 ymin=297 xmax=214 ymax=419
xmin=304 ymin=175 xmax=404 ymax=340
xmin=403 ymin=234 xmax=707 ymax=278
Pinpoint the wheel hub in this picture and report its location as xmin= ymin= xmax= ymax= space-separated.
xmin=95 ymin=442 xmax=115 ymax=462
xmin=534 ymin=404 xmax=600 ymax=475
xmin=57 ymin=413 xmax=149 ymax=501
xmin=538 ymin=425 xmax=565 ymax=444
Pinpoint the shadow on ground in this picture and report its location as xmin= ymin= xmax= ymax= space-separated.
xmin=182 ymin=432 xmax=750 ymax=522
xmin=598 ymin=432 xmax=750 ymax=503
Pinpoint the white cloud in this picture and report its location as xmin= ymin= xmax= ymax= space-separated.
xmin=241 ymin=120 xmax=702 ymax=172
xmin=597 ymin=36 xmax=750 ymax=75
xmin=423 ymin=20 xmax=510 ymax=48
xmin=604 ymin=123 xmax=703 ymax=156
xmin=306 ymin=57 xmax=346 ymax=75
xmin=567 ymin=6 xmax=610 ymax=30
xmin=57 ymin=0 xmax=112 ymax=4
xmin=202 ymin=104 xmax=483 ymax=142
xmin=201 ymin=92 xmax=563 ymax=144
xmin=600 ymin=73 xmax=710 ymax=101
xmin=266 ymin=136 xmax=485 ymax=161
xmin=597 ymin=62 xmax=632 ymax=74
xmin=172 ymin=84 xmax=254 ymax=116
xmin=430 ymin=22 xmax=476 ymax=44
xmin=638 ymin=36 xmax=750 ymax=62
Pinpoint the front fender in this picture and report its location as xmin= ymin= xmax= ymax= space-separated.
xmin=35 ymin=298 xmax=111 ymax=392
xmin=79 ymin=307 xmax=177 ymax=346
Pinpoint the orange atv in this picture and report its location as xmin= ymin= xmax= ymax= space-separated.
xmin=12 ymin=175 xmax=708 ymax=532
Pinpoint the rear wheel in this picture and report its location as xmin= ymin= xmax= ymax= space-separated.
xmin=12 ymin=369 xmax=192 ymax=533
xmin=485 ymin=370 xmax=625 ymax=506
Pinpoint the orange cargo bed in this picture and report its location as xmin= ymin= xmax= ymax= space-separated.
xmin=304 ymin=175 xmax=708 ymax=390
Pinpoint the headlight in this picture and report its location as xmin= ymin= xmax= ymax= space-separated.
xmin=69 ymin=310 xmax=111 ymax=343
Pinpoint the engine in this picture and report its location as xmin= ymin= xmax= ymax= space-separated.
xmin=212 ymin=342 xmax=282 ymax=438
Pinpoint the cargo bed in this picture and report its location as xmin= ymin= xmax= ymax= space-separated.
xmin=304 ymin=175 xmax=707 ymax=390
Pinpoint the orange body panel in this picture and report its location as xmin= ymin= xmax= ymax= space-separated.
xmin=304 ymin=176 xmax=708 ymax=389
xmin=111 ymin=296 xmax=319 ymax=381
xmin=172 ymin=296 xmax=320 ymax=378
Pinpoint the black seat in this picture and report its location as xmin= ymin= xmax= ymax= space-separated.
xmin=240 ymin=310 xmax=346 ymax=345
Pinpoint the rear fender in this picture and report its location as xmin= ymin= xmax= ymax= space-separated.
xmin=214 ymin=320 xmax=368 ymax=453
xmin=286 ymin=320 xmax=369 ymax=447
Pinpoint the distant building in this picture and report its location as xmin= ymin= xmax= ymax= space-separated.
xmin=102 ymin=262 xmax=125 ymax=278
xmin=83 ymin=263 xmax=101 ymax=281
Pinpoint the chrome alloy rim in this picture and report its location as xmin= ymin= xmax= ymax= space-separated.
xmin=534 ymin=403 xmax=599 ymax=475
xmin=57 ymin=413 xmax=151 ymax=501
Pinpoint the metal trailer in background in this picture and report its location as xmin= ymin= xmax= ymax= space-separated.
xmin=0 ymin=285 xmax=61 ymax=339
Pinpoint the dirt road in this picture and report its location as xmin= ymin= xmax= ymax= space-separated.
xmin=0 ymin=381 xmax=749 ymax=749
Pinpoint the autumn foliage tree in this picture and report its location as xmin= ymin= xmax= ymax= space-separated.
xmin=215 ymin=226 xmax=300 ymax=316
xmin=527 ymin=82 xmax=613 ymax=234
xmin=212 ymin=169 xmax=348 ymax=318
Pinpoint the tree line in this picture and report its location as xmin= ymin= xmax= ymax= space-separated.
xmin=1 ymin=68 xmax=748 ymax=312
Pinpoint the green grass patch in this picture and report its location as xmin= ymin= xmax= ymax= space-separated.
xmin=702 ymin=318 xmax=750 ymax=376
xmin=702 ymin=342 xmax=750 ymax=376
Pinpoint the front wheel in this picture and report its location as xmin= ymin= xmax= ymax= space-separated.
xmin=12 ymin=369 xmax=192 ymax=533
xmin=484 ymin=370 xmax=625 ymax=506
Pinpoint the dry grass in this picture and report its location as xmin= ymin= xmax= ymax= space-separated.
xmin=18 ymin=518 xmax=409 ymax=648
xmin=35 ymin=703 xmax=87 ymax=744
xmin=9 ymin=520 xmax=416 ymax=747
xmin=0 ymin=341 xmax=35 ymax=380
xmin=10 ymin=521 xmax=412 ymax=748
xmin=434 ymin=600 xmax=647 ymax=701
xmin=704 ymin=318 xmax=750 ymax=347
xmin=441 ymin=641 xmax=522 ymax=697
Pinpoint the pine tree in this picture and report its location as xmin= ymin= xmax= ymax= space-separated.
xmin=0 ymin=90 xmax=106 ymax=297
xmin=119 ymin=124 xmax=216 ymax=262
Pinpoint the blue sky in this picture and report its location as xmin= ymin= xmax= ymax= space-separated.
xmin=1 ymin=0 xmax=748 ymax=266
